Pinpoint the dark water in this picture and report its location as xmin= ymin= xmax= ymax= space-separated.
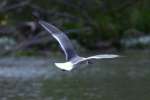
xmin=0 ymin=50 xmax=150 ymax=100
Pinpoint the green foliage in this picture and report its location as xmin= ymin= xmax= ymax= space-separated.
xmin=1 ymin=0 xmax=150 ymax=49
xmin=15 ymin=50 xmax=39 ymax=57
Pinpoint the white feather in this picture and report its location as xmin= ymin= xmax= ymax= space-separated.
xmin=86 ymin=54 xmax=119 ymax=59
xmin=55 ymin=62 xmax=74 ymax=71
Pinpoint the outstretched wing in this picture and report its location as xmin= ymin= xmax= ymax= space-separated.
xmin=38 ymin=20 xmax=78 ymax=60
xmin=85 ymin=54 xmax=119 ymax=60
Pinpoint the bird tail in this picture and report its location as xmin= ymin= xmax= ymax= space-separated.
xmin=54 ymin=61 xmax=74 ymax=71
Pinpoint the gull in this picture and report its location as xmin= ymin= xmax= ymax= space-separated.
xmin=38 ymin=20 xmax=119 ymax=71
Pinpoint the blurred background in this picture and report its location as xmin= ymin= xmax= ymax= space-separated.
xmin=0 ymin=0 xmax=150 ymax=100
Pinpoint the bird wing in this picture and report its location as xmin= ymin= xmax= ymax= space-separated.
xmin=85 ymin=54 xmax=119 ymax=60
xmin=38 ymin=20 xmax=78 ymax=60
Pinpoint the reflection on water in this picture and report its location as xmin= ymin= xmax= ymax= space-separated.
xmin=0 ymin=50 xmax=150 ymax=100
xmin=0 ymin=57 xmax=55 ymax=79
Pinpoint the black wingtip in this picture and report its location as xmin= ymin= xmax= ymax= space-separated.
xmin=32 ymin=12 xmax=45 ymax=27
xmin=32 ymin=11 xmax=41 ymax=22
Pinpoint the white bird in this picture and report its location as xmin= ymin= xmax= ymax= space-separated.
xmin=38 ymin=20 xmax=119 ymax=71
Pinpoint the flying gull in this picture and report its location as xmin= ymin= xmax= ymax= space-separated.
xmin=38 ymin=20 xmax=119 ymax=71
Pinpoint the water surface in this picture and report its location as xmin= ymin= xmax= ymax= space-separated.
xmin=0 ymin=50 xmax=150 ymax=100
